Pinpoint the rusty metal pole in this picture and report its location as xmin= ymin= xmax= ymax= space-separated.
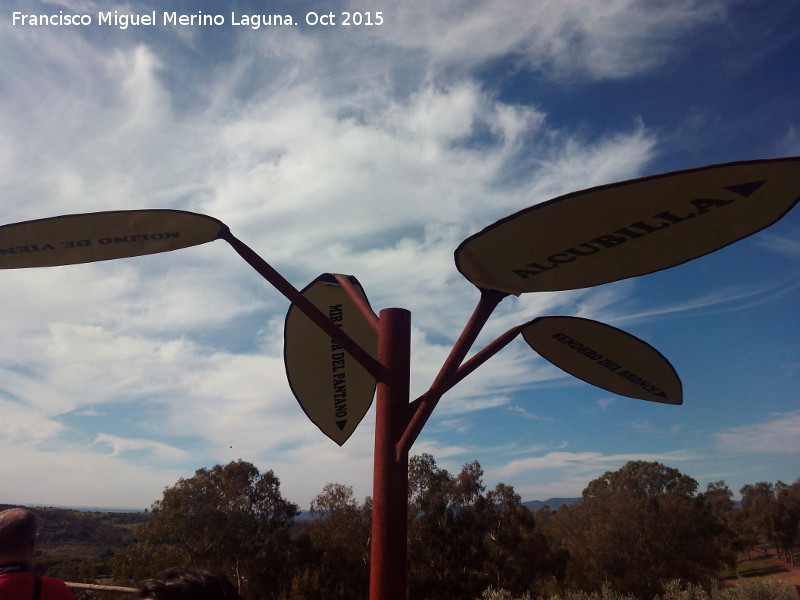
xmin=370 ymin=307 xmax=411 ymax=600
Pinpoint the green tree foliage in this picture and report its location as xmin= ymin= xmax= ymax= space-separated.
xmin=110 ymin=541 xmax=187 ymax=586
xmin=407 ymin=454 xmax=557 ymax=600
xmin=408 ymin=453 xmax=475 ymax=600
xmin=545 ymin=461 xmax=735 ymax=599
xmin=290 ymin=483 xmax=371 ymax=600
xmin=738 ymin=480 xmax=800 ymax=565
xmin=112 ymin=459 xmax=298 ymax=599
xmin=772 ymin=480 xmax=800 ymax=565
xmin=482 ymin=482 xmax=563 ymax=595
xmin=582 ymin=461 xmax=698 ymax=499
xmin=701 ymin=482 xmax=742 ymax=567
xmin=739 ymin=482 xmax=777 ymax=558
xmin=48 ymin=460 xmax=795 ymax=599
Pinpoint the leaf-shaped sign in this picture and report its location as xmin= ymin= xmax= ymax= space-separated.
xmin=522 ymin=316 xmax=682 ymax=404
xmin=0 ymin=210 xmax=225 ymax=269
xmin=456 ymin=157 xmax=800 ymax=294
xmin=284 ymin=274 xmax=378 ymax=445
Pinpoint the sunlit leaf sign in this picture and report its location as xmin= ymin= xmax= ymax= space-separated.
xmin=284 ymin=274 xmax=379 ymax=446
xmin=0 ymin=210 xmax=225 ymax=269
xmin=455 ymin=157 xmax=800 ymax=295
xmin=522 ymin=316 xmax=682 ymax=405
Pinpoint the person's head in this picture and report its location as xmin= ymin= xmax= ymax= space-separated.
xmin=138 ymin=567 xmax=241 ymax=600
xmin=0 ymin=508 xmax=38 ymax=565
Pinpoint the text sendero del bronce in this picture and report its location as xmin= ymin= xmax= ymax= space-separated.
xmin=550 ymin=332 xmax=667 ymax=398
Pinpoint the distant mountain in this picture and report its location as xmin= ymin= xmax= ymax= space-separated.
xmin=522 ymin=497 xmax=581 ymax=510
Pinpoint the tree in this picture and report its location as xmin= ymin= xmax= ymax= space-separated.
xmin=407 ymin=453 xmax=462 ymax=600
xmin=701 ymin=481 xmax=741 ymax=567
xmin=736 ymin=480 xmax=800 ymax=565
xmin=113 ymin=460 xmax=298 ymax=599
xmin=290 ymin=483 xmax=371 ymax=600
xmin=772 ymin=480 xmax=800 ymax=565
xmin=483 ymin=483 xmax=558 ymax=597
xmin=703 ymin=481 xmax=735 ymax=519
xmin=583 ymin=460 xmax=697 ymax=499
xmin=406 ymin=454 xmax=556 ymax=600
xmin=739 ymin=482 xmax=776 ymax=558
xmin=548 ymin=461 xmax=731 ymax=599
xmin=111 ymin=542 xmax=187 ymax=586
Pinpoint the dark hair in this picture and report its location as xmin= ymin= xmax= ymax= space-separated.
xmin=138 ymin=567 xmax=241 ymax=600
xmin=0 ymin=508 xmax=38 ymax=553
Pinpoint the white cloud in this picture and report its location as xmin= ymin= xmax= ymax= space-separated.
xmin=369 ymin=0 xmax=726 ymax=81
xmin=597 ymin=397 xmax=618 ymax=410
xmin=714 ymin=410 xmax=800 ymax=455
xmin=0 ymin=440 xmax=188 ymax=509
xmin=778 ymin=126 xmax=800 ymax=155
xmin=489 ymin=449 xmax=696 ymax=499
xmin=758 ymin=230 xmax=800 ymax=259
xmin=505 ymin=405 xmax=552 ymax=421
xmin=496 ymin=449 xmax=693 ymax=477
xmin=0 ymin=0 xmax=754 ymax=508
xmin=608 ymin=281 xmax=799 ymax=326
xmin=94 ymin=433 xmax=190 ymax=461
xmin=626 ymin=420 xmax=683 ymax=436
xmin=0 ymin=397 xmax=67 ymax=445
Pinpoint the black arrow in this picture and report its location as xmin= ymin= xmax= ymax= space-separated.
xmin=726 ymin=180 xmax=766 ymax=198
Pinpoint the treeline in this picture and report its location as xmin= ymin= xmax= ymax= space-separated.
xmin=15 ymin=458 xmax=799 ymax=600
xmin=105 ymin=458 xmax=799 ymax=600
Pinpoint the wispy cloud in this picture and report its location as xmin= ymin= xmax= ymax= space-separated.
xmin=757 ymin=231 xmax=800 ymax=259
xmin=505 ymin=405 xmax=554 ymax=421
xmin=94 ymin=433 xmax=191 ymax=461
xmin=437 ymin=395 xmax=512 ymax=415
xmin=488 ymin=449 xmax=697 ymax=500
xmin=610 ymin=279 xmax=800 ymax=325
xmin=597 ymin=398 xmax=618 ymax=411
xmin=627 ymin=420 xmax=683 ymax=436
xmin=714 ymin=410 xmax=800 ymax=455
xmin=375 ymin=0 xmax=725 ymax=81
xmin=0 ymin=397 xmax=67 ymax=444
xmin=496 ymin=449 xmax=694 ymax=478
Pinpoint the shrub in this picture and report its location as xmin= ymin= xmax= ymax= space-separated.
xmin=710 ymin=579 xmax=798 ymax=600
xmin=479 ymin=579 xmax=799 ymax=600
xmin=655 ymin=579 xmax=799 ymax=600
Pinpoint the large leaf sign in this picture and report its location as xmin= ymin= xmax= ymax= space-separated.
xmin=284 ymin=274 xmax=378 ymax=445
xmin=522 ymin=316 xmax=682 ymax=405
xmin=0 ymin=210 xmax=225 ymax=269
xmin=456 ymin=157 xmax=800 ymax=294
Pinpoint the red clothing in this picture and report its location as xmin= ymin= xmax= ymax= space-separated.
xmin=0 ymin=572 xmax=75 ymax=600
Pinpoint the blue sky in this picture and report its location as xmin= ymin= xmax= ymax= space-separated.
xmin=0 ymin=0 xmax=798 ymax=510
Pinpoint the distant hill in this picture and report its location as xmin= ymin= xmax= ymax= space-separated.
xmin=0 ymin=503 xmax=148 ymax=582
xmin=27 ymin=504 xmax=147 ymax=513
xmin=522 ymin=497 xmax=581 ymax=510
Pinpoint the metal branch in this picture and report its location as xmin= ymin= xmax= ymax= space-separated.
xmin=397 ymin=289 xmax=507 ymax=456
xmin=334 ymin=273 xmax=380 ymax=334
xmin=221 ymin=229 xmax=385 ymax=381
